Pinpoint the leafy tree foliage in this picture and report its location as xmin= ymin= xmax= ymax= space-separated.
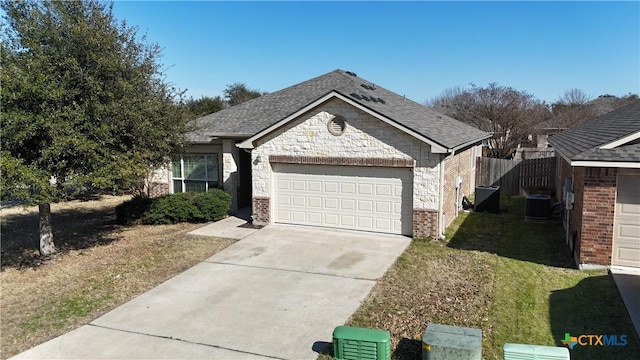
xmin=182 ymin=96 xmax=225 ymax=119
xmin=429 ymin=83 xmax=550 ymax=159
xmin=223 ymin=83 xmax=265 ymax=107
xmin=1 ymin=0 xmax=187 ymax=255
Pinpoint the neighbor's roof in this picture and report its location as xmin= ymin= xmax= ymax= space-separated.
xmin=548 ymin=100 xmax=640 ymax=164
xmin=187 ymin=69 xmax=489 ymax=151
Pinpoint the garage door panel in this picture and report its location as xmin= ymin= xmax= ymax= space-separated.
xmin=292 ymin=180 xmax=306 ymax=191
xmin=619 ymin=223 xmax=640 ymax=238
xmin=292 ymin=211 xmax=305 ymax=222
xmin=273 ymin=164 xmax=412 ymax=235
xmin=325 ymin=182 xmax=339 ymax=193
xmin=277 ymin=179 xmax=291 ymax=190
xmin=376 ymin=218 xmax=392 ymax=231
xmin=324 ymin=213 xmax=339 ymax=226
xmin=341 ymin=215 xmax=356 ymax=227
xmin=616 ymin=247 xmax=640 ymax=263
xmin=341 ymin=199 xmax=356 ymax=211
xmin=277 ymin=209 xmax=291 ymax=221
xmin=324 ymin=198 xmax=339 ymax=209
xmin=376 ymin=184 xmax=392 ymax=196
xmin=308 ymin=197 xmax=322 ymax=208
xmin=341 ymin=182 xmax=357 ymax=194
xmin=613 ymin=173 xmax=640 ymax=268
xmin=308 ymin=181 xmax=322 ymax=192
xmin=358 ymin=200 xmax=373 ymax=212
xmin=358 ymin=217 xmax=373 ymax=228
xmin=358 ymin=183 xmax=373 ymax=195
xmin=376 ymin=201 xmax=392 ymax=214
xmin=620 ymin=203 xmax=640 ymax=215
xmin=292 ymin=195 xmax=305 ymax=206
xmin=277 ymin=194 xmax=291 ymax=206
xmin=308 ymin=212 xmax=322 ymax=224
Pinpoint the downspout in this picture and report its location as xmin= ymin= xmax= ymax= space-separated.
xmin=438 ymin=154 xmax=446 ymax=239
xmin=565 ymin=166 xmax=574 ymax=249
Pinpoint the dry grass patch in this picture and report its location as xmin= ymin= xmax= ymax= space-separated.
xmin=349 ymin=240 xmax=496 ymax=359
xmin=344 ymin=197 xmax=639 ymax=360
xmin=1 ymin=196 xmax=235 ymax=359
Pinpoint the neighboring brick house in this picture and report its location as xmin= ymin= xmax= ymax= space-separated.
xmin=549 ymin=100 xmax=640 ymax=269
xmin=155 ymin=70 xmax=489 ymax=238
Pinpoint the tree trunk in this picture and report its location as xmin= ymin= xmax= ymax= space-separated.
xmin=39 ymin=203 xmax=56 ymax=256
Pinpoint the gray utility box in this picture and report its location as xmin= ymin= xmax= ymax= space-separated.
xmin=474 ymin=185 xmax=500 ymax=213
xmin=422 ymin=323 xmax=482 ymax=360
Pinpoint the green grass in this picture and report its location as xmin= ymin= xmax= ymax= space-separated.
xmin=344 ymin=196 xmax=639 ymax=360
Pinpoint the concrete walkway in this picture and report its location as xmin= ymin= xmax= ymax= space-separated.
xmin=188 ymin=207 xmax=259 ymax=240
xmin=610 ymin=266 xmax=640 ymax=340
xmin=12 ymin=224 xmax=411 ymax=359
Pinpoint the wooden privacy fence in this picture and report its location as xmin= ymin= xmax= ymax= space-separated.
xmin=475 ymin=156 xmax=557 ymax=196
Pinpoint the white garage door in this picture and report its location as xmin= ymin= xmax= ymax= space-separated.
xmin=612 ymin=172 xmax=640 ymax=268
xmin=273 ymin=164 xmax=413 ymax=235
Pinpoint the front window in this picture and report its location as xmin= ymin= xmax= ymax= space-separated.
xmin=171 ymin=154 xmax=219 ymax=193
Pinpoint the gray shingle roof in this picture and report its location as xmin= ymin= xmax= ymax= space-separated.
xmin=187 ymin=69 xmax=489 ymax=150
xmin=548 ymin=100 xmax=640 ymax=163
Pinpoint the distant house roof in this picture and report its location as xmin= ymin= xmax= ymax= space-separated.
xmin=548 ymin=100 xmax=640 ymax=166
xmin=187 ymin=69 xmax=489 ymax=152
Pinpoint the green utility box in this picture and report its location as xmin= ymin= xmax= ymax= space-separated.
xmin=422 ymin=323 xmax=482 ymax=360
xmin=333 ymin=326 xmax=391 ymax=360
xmin=503 ymin=343 xmax=569 ymax=360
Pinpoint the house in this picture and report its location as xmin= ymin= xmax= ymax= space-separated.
xmin=548 ymin=100 xmax=640 ymax=269
xmin=151 ymin=70 xmax=490 ymax=238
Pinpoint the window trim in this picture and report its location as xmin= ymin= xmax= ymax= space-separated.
xmin=171 ymin=153 xmax=221 ymax=193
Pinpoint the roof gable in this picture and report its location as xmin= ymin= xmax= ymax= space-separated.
xmin=187 ymin=70 xmax=489 ymax=151
xmin=548 ymin=100 xmax=640 ymax=166
xmin=238 ymin=91 xmax=450 ymax=153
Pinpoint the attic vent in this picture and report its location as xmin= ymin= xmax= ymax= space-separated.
xmin=345 ymin=71 xmax=357 ymax=77
xmin=328 ymin=115 xmax=347 ymax=136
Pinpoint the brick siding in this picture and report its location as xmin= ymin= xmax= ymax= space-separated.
xmin=269 ymin=155 xmax=414 ymax=168
xmin=443 ymin=146 xmax=476 ymax=228
xmin=579 ymin=167 xmax=617 ymax=266
xmin=148 ymin=182 xmax=169 ymax=198
xmin=252 ymin=197 xmax=270 ymax=225
xmin=413 ymin=209 xmax=439 ymax=238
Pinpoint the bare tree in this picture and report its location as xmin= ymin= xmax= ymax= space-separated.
xmin=558 ymin=88 xmax=591 ymax=105
xmin=552 ymin=89 xmax=596 ymax=128
xmin=429 ymin=83 xmax=550 ymax=159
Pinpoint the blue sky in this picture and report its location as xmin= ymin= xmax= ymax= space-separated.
xmin=111 ymin=1 xmax=640 ymax=104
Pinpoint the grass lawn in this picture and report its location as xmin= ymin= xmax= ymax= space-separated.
xmin=346 ymin=196 xmax=639 ymax=360
xmin=0 ymin=196 xmax=235 ymax=359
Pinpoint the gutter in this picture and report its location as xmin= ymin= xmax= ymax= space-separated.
xmin=448 ymin=134 xmax=492 ymax=154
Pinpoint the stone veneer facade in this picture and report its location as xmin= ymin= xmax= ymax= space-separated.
xmin=250 ymin=98 xmax=475 ymax=239
xmin=222 ymin=139 xmax=239 ymax=214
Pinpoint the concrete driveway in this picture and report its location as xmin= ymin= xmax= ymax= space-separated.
xmin=12 ymin=224 xmax=411 ymax=360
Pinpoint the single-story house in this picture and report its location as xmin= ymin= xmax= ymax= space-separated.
xmin=548 ymin=100 xmax=640 ymax=269
xmin=150 ymin=70 xmax=490 ymax=238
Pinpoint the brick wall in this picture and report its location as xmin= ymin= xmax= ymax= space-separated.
xmin=252 ymin=197 xmax=270 ymax=225
xmin=413 ymin=209 xmax=439 ymax=238
xmin=269 ymin=155 xmax=414 ymax=168
xmin=148 ymin=182 xmax=169 ymax=198
xmin=442 ymin=146 xmax=476 ymax=228
xmin=579 ymin=167 xmax=617 ymax=266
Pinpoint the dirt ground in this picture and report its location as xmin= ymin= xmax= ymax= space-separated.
xmin=0 ymin=196 xmax=235 ymax=359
